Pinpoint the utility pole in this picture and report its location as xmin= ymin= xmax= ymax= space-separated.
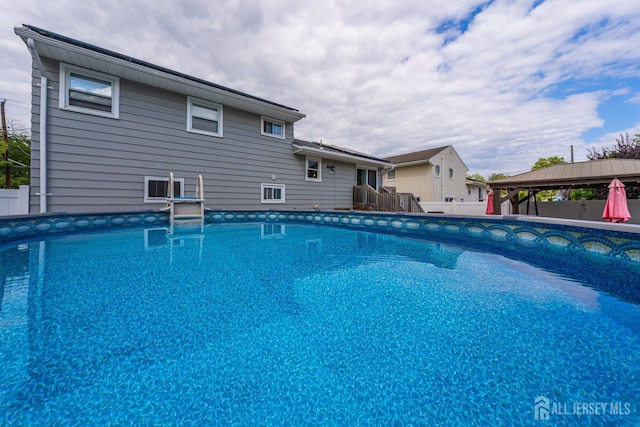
xmin=570 ymin=145 xmax=574 ymax=163
xmin=1 ymin=100 xmax=10 ymax=189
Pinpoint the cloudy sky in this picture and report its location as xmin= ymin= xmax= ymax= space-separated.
xmin=1 ymin=0 xmax=639 ymax=177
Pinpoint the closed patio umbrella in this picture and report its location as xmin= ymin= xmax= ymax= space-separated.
xmin=602 ymin=179 xmax=631 ymax=223
xmin=485 ymin=190 xmax=494 ymax=215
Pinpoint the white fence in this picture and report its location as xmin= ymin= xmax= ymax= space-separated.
xmin=420 ymin=201 xmax=512 ymax=216
xmin=0 ymin=186 xmax=29 ymax=216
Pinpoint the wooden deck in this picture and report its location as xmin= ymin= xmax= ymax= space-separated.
xmin=353 ymin=185 xmax=424 ymax=213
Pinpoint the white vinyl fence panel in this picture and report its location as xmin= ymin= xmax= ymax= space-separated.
xmin=0 ymin=186 xmax=29 ymax=216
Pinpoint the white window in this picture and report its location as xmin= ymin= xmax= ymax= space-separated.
xmin=306 ymin=157 xmax=322 ymax=182
xmin=187 ymin=97 xmax=223 ymax=137
xmin=387 ymin=169 xmax=396 ymax=180
xmin=59 ymin=63 xmax=120 ymax=118
xmin=449 ymin=168 xmax=454 ymax=179
xmin=144 ymin=176 xmax=184 ymax=203
xmin=261 ymin=183 xmax=285 ymax=203
xmin=261 ymin=117 xmax=285 ymax=139
xmin=434 ymin=164 xmax=441 ymax=177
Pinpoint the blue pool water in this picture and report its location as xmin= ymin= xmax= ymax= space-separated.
xmin=1 ymin=222 xmax=639 ymax=425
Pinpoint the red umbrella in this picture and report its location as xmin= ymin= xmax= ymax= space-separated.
xmin=485 ymin=190 xmax=494 ymax=215
xmin=602 ymin=179 xmax=631 ymax=223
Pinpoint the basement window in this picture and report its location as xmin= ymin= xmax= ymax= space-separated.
xmin=261 ymin=184 xmax=285 ymax=203
xmin=144 ymin=176 xmax=183 ymax=203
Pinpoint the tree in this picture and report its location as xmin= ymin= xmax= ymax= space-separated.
xmin=466 ymin=173 xmax=486 ymax=182
xmin=531 ymin=156 xmax=566 ymax=170
xmin=0 ymin=124 xmax=31 ymax=189
xmin=587 ymin=132 xmax=640 ymax=199
xmin=588 ymin=133 xmax=640 ymax=160
xmin=529 ymin=156 xmax=566 ymax=201
xmin=488 ymin=172 xmax=508 ymax=182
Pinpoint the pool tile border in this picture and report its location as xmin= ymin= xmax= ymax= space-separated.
xmin=1 ymin=210 xmax=640 ymax=263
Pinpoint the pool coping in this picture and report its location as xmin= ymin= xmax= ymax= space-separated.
xmin=1 ymin=210 xmax=640 ymax=263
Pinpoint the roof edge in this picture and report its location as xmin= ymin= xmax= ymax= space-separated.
xmin=16 ymin=24 xmax=305 ymax=118
xmin=293 ymin=139 xmax=392 ymax=168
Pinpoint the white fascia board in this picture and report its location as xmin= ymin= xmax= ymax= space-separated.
xmin=395 ymin=160 xmax=432 ymax=167
xmin=16 ymin=27 xmax=306 ymax=123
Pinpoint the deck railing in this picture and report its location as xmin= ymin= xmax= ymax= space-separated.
xmin=353 ymin=185 xmax=424 ymax=214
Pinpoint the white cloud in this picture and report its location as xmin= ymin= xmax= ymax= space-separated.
xmin=1 ymin=0 xmax=639 ymax=177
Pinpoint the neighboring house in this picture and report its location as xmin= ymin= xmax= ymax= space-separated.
xmin=383 ymin=146 xmax=469 ymax=202
xmin=465 ymin=178 xmax=487 ymax=202
xmin=15 ymin=25 xmax=391 ymax=214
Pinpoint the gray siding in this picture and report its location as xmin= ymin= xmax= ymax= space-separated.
xmin=29 ymin=58 xmax=360 ymax=213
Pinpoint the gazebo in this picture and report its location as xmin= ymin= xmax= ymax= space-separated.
xmin=487 ymin=159 xmax=640 ymax=215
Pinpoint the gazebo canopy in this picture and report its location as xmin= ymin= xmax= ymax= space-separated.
xmin=488 ymin=159 xmax=640 ymax=190
xmin=487 ymin=159 xmax=640 ymax=215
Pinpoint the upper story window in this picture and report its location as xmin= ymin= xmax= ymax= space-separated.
xmin=261 ymin=183 xmax=285 ymax=203
xmin=187 ymin=97 xmax=223 ymax=137
xmin=449 ymin=168 xmax=454 ymax=179
xmin=306 ymin=157 xmax=321 ymax=182
xmin=434 ymin=165 xmax=441 ymax=177
xmin=144 ymin=176 xmax=183 ymax=203
xmin=59 ymin=63 xmax=120 ymax=118
xmin=387 ymin=169 xmax=397 ymax=180
xmin=261 ymin=117 xmax=285 ymax=139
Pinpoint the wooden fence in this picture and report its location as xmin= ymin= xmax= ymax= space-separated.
xmin=353 ymin=185 xmax=424 ymax=213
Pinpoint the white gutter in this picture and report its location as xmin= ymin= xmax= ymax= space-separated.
xmin=27 ymin=38 xmax=49 ymax=213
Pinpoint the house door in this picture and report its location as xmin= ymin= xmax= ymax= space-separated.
xmin=357 ymin=167 xmax=378 ymax=189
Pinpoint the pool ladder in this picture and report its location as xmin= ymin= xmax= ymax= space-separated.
xmin=162 ymin=172 xmax=206 ymax=231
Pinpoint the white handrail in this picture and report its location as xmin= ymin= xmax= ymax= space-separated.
xmin=196 ymin=175 xmax=204 ymax=200
xmin=168 ymin=172 xmax=175 ymax=199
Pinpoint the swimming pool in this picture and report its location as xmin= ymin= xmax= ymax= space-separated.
xmin=1 ymin=216 xmax=639 ymax=425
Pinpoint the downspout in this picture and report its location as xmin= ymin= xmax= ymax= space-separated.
xmin=440 ymin=156 xmax=445 ymax=202
xmin=27 ymin=38 xmax=48 ymax=213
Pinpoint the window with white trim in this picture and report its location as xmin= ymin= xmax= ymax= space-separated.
xmin=261 ymin=117 xmax=285 ymax=139
xmin=59 ymin=63 xmax=120 ymax=118
xmin=449 ymin=168 xmax=454 ymax=179
xmin=306 ymin=157 xmax=321 ymax=182
xmin=387 ymin=169 xmax=396 ymax=180
xmin=187 ymin=97 xmax=223 ymax=137
xmin=261 ymin=183 xmax=285 ymax=203
xmin=434 ymin=165 xmax=441 ymax=177
xmin=144 ymin=176 xmax=184 ymax=203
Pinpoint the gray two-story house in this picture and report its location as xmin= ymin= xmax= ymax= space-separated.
xmin=15 ymin=25 xmax=391 ymax=214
